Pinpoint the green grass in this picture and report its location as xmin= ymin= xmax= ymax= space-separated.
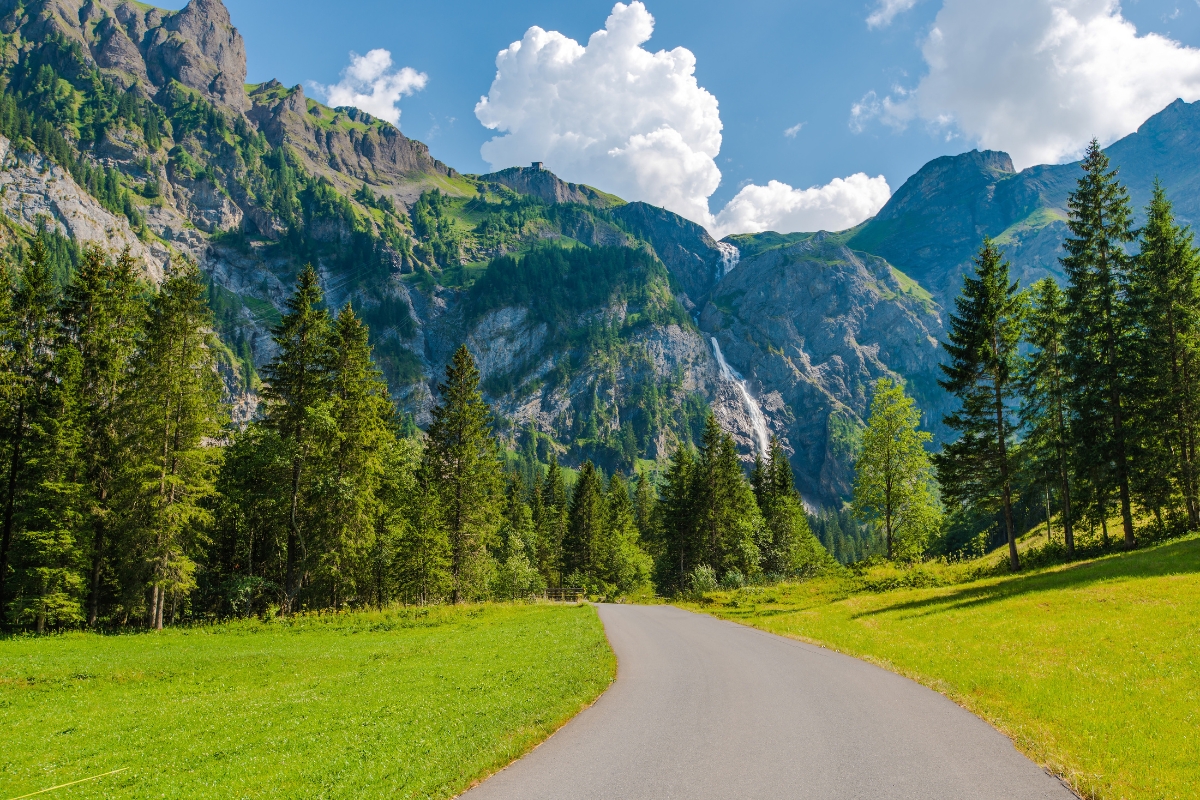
xmin=0 ymin=604 xmax=614 ymax=798
xmin=687 ymin=535 xmax=1200 ymax=800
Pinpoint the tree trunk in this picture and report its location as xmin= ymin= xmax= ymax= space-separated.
xmin=88 ymin=484 xmax=109 ymax=627
xmin=285 ymin=454 xmax=302 ymax=613
xmin=0 ymin=401 xmax=24 ymax=626
xmin=1044 ymin=486 xmax=1053 ymax=543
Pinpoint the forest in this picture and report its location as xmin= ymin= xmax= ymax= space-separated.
xmin=1 ymin=132 xmax=1196 ymax=630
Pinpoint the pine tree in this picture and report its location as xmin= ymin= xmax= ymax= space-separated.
xmin=656 ymin=445 xmax=696 ymax=592
xmin=693 ymin=414 xmax=762 ymax=579
xmin=312 ymin=304 xmax=394 ymax=607
xmin=261 ymin=265 xmax=333 ymax=611
xmin=57 ymin=245 xmax=144 ymax=625
xmin=536 ymin=455 xmax=568 ymax=585
xmin=1062 ymin=140 xmax=1138 ymax=548
xmin=853 ymin=379 xmax=940 ymax=561
xmin=563 ymin=460 xmax=605 ymax=584
xmin=395 ymin=466 xmax=451 ymax=604
xmin=120 ymin=257 xmax=226 ymax=629
xmin=423 ymin=345 xmax=503 ymax=602
xmin=0 ymin=241 xmax=58 ymax=622
xmin=935 ymin=239 xmax=1024 ymax=571
xmin=1021 ymin=277 xmax=1076 ymax=557
xmin=755 ymin=437 xmax=824 ymax=576
xmin=1128 ymin=183 xmax=1200 ymax=529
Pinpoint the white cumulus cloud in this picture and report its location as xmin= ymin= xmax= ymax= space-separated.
xmin=867 ymin=0 xmax=920 ymax=28
xmin=476 ymin=2 xmax=889 ymax=237
xmin=311 ymin=49 xmax=427 ymax=127
xmin=863 ymin=0 xmax=1200 ymax=168
xmin=475 ymin=2 xmax=721 ymax=224
xmin=710 ymin=174 xmax=892 ymax=239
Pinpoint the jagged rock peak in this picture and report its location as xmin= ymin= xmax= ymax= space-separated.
xmin=479 ymin=164 xmax=623 ymax=209
xmin=8 ymin=0 xmax=249 ymax=112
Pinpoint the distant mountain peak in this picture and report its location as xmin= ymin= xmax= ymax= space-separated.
xmin=478 ymin=165 xmax=623 ymax=209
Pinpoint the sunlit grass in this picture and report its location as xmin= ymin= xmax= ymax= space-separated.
xmin=0 ymin=603 xmax=614 ymax=799
xmin=687 ymin=534 xmax=1200 ymax=800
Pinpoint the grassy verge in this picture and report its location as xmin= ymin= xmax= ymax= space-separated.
xmin=685 ymin=534 xmax=1200 ymax=800
xmin=0 ymin=603 xmax=614 ymax=798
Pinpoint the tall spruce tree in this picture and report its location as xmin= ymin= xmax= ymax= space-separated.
xmin=423 ymin=345 xmax=503 ymax=602
xmin=936 ymin=239 xmax=1024 ymax=571
xmin=0 ymin=241 xmax=57 ymax=622
xmin=1021 ymin=278 xmax=1076 ymax=557
xmin=693 ymin=414 xmax=762 ymax=580
xmin=755 ymin=437 xmax=823 ymax=576
xmin=563 ymin=460 xmax=605 ymax=583
xmin=261 ymin=265 xmax=333 ymax=611
xmin=395 ymin=465 xmax=451 ymax=604
xmin=58 ymin=246 xmax=144 ymax=625
xmin=1062 ymin=140 xmax=1138 ymax=547
xmin=853 ymin=379 xmax=939 ymax=561
xmin=313 ymin=305 xmax=394 ymax=607
xmin=536 ymin=455 xmax=568 ymax=585
xmin=1128 ymin=183 xmax=1200 ymax=529
xmin=119 ymin=257 xmax=226 ymax=629
xmin=656 ymin=445 xmax=696 ymax=592
xmin=602 ymin=474 xmax=652 ymax=594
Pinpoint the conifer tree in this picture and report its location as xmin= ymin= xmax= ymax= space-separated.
xmin=536 ymin=455 xmax=568 ymax=585
xmin=261 ymin=265 xmax=333 ymax=611
xmin=395 ymin=466 xmax=451 ymax=604
xmin=693 ymin=414 xmax=762 ymax=579
xmin=656 ymin=445 xmax=696 ymax=592
xmin=755 ymin=437 xmax=823 ymax=576
xmin=1128 ymin=184 xmax=1200 ymax=528
xmin=853 ymin=379 xmax=940 ymax=561
xmin=58 ymin=245 xmax=144 ymax=625
xmin=0 ymin=241 xmax=58 ymax=622
xmin=119 ymin=257 xmax=226 ymax=629
xmin=313 ymin=305 xmax=393 ymax=606
xmin=1021 ymin=278 xmax=1076 ymax=557
xmin=423 ymin=345 xmax=503 ymax=602
xmin=564 ymin=460 xmax=605 ymax=582
xmin=632 ymin=471 xmax=656 ymax=546
xmin=936 ymin=239 xmax=1024 ymax=571
xmin=1062 ymin=140 xmax=1138 ymax=547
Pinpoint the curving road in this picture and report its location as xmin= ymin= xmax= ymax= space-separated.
xmin=462 ymin=603 xmax=1075 ymax=800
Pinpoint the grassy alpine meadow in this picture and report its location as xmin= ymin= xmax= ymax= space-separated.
xmin=0 ymin=603 xmax=614 ymax=799
xmin=687 ymin=533 xmax=1200 ymax=800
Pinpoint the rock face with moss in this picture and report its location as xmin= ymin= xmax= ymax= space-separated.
xmin=699 ymin=233 xmax=947 ymax=500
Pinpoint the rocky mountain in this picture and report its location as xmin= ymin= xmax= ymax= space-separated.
xmin=21 ymin=0 xmax=1193 ymax=507
xmin=848 ymin=97 xmax=1200 ymax=305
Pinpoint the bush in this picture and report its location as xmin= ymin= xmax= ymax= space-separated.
xmin=720 ymin=569 xmax=745 ymax=590
xmin=688 ymin=564 xmax=718 ymax=597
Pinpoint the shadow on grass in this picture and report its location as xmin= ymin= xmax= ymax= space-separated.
xmin=855 ymin=535 xmax=1200 ymax=621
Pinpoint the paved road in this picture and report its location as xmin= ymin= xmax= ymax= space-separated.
xmin=462 ymin=603 xmax=1075 ymax=800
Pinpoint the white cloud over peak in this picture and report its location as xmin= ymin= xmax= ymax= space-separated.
xmin=859 ymin=0 xmax=1200 ymax=168
xmin=476 ymin=2 xmax=890 ymax=237
xmin=311 ymin=49 xmax=427 ymax=127
xmin=475 ymin=2 xmax=721 ymax=224
xmin=867 ymin=0 xmax=920 ymax=29
xmin=710 ymin=175 xmax=892 ymax=239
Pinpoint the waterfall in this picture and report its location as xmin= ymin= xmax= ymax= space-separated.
xmin=717 ymin=242 xmax=740 ymax=278
xmin=710 ymin=337 xmax=770 ymax=456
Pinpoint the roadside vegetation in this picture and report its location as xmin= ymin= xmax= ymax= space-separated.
xmin=685 ymin=532 xmax=1200 ymax=800
xmin=0 ymin=603 xmax=613 ymax=799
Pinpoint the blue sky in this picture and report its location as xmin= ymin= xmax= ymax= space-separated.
xmin=165 ymin=0 xmax=1200 ymax=234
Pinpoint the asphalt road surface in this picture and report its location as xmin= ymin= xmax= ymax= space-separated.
xmin=462 ymin=603 xmax=1076 ymax=800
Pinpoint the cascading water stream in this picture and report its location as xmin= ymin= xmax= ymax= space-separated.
xmin=710 ymin=337 xmax=770 ymax=456
xmin=716 ymin=242 xmax=740 ymax=279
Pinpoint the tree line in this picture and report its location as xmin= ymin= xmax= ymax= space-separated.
xmin=850 ymin=141 xmax=1200 ymax=570
xmin=0 ymin=249 xmax=831 ymax=630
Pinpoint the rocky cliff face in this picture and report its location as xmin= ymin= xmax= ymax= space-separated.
xmin=5 ymin=0 xmax=248 ymax=111
xmin=849 ymin=97 xmax=1200 ymax=306
xmin=480 ymin=166 xmax=618 ymax=209
xmin=611 ymin=202 xmax=728 ymax=304
xmin=699 ymin=234 xmax=947 ymax=503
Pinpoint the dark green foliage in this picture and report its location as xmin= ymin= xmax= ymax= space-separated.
xmin=423 ymin=345 xmax=504 ymax=602
xmin=1126 ymin=184 xmax=1200 ymax=532
xmin=1062 ymin=140 xmax=1138 ymax=548
xmin=468 ymin=244 xmax=670 ymax=330
xmin=935 ymin=239 xmax=1024 ymax=570
xmin=754 ymin=438 xmax=829 ymax=577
